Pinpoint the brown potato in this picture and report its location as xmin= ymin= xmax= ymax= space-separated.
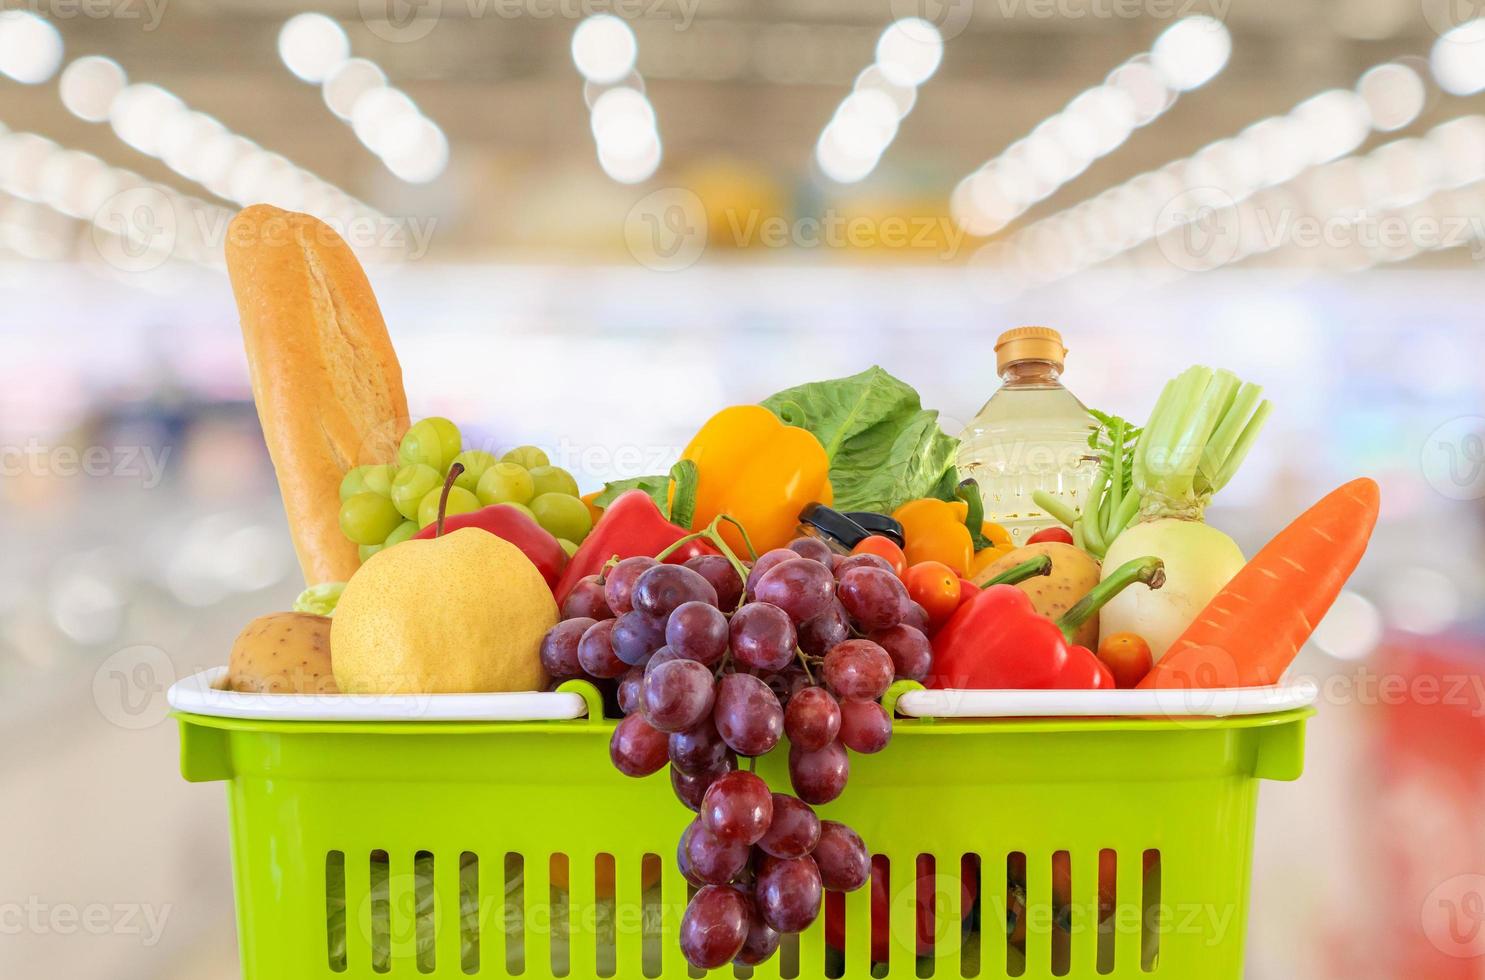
xmin=973 ymin=542 xmax=1103 ymax=649
xmin=226 ymin=612 xmax=339 ymax=694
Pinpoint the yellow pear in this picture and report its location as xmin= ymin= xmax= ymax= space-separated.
xmin=331 ymin=527 xmax=556 ymax=694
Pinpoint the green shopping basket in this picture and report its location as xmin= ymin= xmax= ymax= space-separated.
xmin=174 ymin=675 xmax=1311 ymax=980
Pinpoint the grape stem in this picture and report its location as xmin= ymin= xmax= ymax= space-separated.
xmin=793 ymin=647 xmax=815 ymax=684
xmin=435 ymin=463 xmax=465 ymax=538
xmin=652 ymin=514 xmax=753 ymax=606
xmin=715 ymin=515 xmax=759 ymax=561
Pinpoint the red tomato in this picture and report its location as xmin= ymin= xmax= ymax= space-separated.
xmin=1098 ymin=632 xmax=1154 ymax=688
xmin=956 ymin=579 xmax=980 ymax=608
xmin=1027 ymin=526 xmax=1075 ymax=546
xmin=851 ymin=535 xmax=907 ymax=577
xmin=904 ymin=562 xmax=960 ymax=625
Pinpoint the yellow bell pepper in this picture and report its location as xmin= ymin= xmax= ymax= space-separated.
xmin=894 ymin=482 xmax=1014 ymax=576
xmin=893 ymin=498 xmax=974 ymax=573
xmin=677 ymin=405 xmax=832 ymax=556
xmin=968 ymin=528 xmax=1014 ymax=576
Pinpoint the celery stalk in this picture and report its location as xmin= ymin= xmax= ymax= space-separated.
xmin=1128 ymin=365 xmax=1271 ymax=522
xmin=1213 ymin=399 xmax=1273 ymax=491
xmin=1080 ymin=466 xmax=1108 ymax=556
xmin=1105 ymin=415 xmax=1126 ymax=542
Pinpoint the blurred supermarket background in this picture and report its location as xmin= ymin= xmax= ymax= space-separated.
xmin=2 ymin=0 xmax=1485 ymax=977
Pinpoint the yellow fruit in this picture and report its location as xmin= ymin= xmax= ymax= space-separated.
xmin=226 ymin=612 xmax=338 ymax=694
xmin=331 ymin=527 xmax=556 ymax=694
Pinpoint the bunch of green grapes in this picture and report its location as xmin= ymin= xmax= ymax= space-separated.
xmin=337 ymin=417 xmax=594 ymax=563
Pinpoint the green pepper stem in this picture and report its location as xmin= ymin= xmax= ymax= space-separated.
xmin=981 ymin=555 xmax=1052 ymax=587
xmin=1056 ymin=556 xmax=1165 ymax=644
xmin=956 ymin=479 xmax=993 ymax=551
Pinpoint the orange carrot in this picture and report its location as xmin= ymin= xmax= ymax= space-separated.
xmin=1139 ymin=477 xmax=1380 ymax=689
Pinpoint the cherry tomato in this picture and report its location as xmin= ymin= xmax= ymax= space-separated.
xmin=851 ymin=535 xmax=906 ymax=577
xmin=1098 ymin=631 xmax=1154 ymax=688
xmin=956 ymin=578 xmax=980 ymax=609
xmin=904 ymin=561 xmax=960 ymax=625
xmin=1027 ymin=526 xmax=1074 ymax=546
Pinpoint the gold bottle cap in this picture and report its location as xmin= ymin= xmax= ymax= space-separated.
xmin=995 ymin=326 xmax=1067 ymax=372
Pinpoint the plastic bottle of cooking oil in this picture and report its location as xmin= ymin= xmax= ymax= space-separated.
xmin=955 ymin=327 xmax=1097 ymax=546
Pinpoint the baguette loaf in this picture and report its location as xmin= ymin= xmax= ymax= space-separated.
xmin=226 ymin=205 xmax=409 ymax=585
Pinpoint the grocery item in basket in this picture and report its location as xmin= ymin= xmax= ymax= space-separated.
xmin=891 ymin=484 xmax=1013 ymax=578
xmin=973 ymin=540 xmax=1103 ymax=648
xmin=226 ymin=612 xmax=338 ymax=694
xmin=1096 ymin=366 xmax=1272 ymax=660
xmin=679 ymin=404 xmax=833 ymax=556
xmin=292 ymin=582 xmax=344 ymax=617
xmin=760 ymin=366 xmax=959 ymax=514
xmin=1140 ymin=476 xmax=1380 ymax=690
xmin=555 ymin=514 xmax=933 ymax=970
xmin=411 ymin=502 xmax=567 ymax=591
xmin=931 ymin=556 xmax=1166 ymax=689
xmin=331 ymin=526 xmax=556 ymax=694
xmin=225 ymin=204 xmax=410 ymax=586
xmin=554 ymin=483 xmax=717 ymax=604
xmin=1097 ymin=631 xmax=1154 ymax=688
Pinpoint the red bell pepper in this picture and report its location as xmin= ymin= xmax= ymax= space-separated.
xmin=412 ymin=463 xmax=568 ymax=591
xmin=929 ymin=556 xmax=1166 ymax=690
xmin=412 ymin=504 xmax=567 ymax=591
xmin=554 ymin=490 xmax=717 ymax=604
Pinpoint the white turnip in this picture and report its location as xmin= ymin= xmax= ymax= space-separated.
xmin=1099 ymin=517 xmax=1244 ymax=660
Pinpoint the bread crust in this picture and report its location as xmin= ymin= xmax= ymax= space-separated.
xmin=225 ymin=205 xmax=409 ymax=585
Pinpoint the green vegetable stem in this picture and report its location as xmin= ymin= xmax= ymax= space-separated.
xmin=1034 ymin=409 xmax=1140 ymax=559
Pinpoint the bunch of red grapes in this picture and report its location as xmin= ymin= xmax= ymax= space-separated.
xmin=539 ymin=535 xmax=934 ymax=969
